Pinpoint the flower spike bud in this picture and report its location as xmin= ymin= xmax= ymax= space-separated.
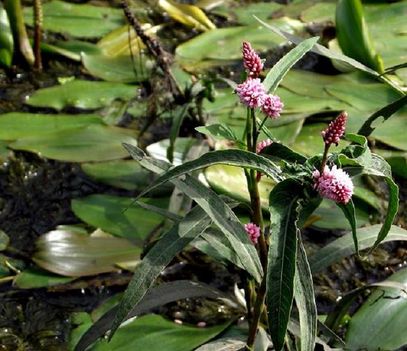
xmin=244 ymin=223 xmax=261 ymax=244
xmin=256 ymin=139 xmax=273 ymax=154
xmin=321 ymin=111 xmax=348 ymax=146
xmin=313 ymin=165 xmax=354 ymax=204
xmin=235 ymin=78 xmax=266 ymax=108
xmin=261 ymin=94 xmax=284 ymax=119
xmin=242 ymin=41 xmax=264 ymax=78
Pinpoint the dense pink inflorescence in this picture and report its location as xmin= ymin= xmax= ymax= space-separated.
xmin=235 ymin=78 xmax=266 ymax=109
xmin=321 ymin=112 xmax=347 ymax=146
xmin=261 ymin=94 xmax=284 ymax=119
xmin=256 ymin=139 xmax=273 ymax=154
xmin=313 ymin=165 xmax=354 ymax=204
xmin=244 ymin=223 xmax=261 ymax=244
xmin=242 ymin=41 xmax=264 ymax=78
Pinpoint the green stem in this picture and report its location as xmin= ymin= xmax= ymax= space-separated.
xmin=320 ymin=143 xmax=330 ymax=173
xmin=33 ymin=0 xmax=43 ymax=70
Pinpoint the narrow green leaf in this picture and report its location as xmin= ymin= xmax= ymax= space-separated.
xmin=109 ymin=206 xmax=212 ymax=339
xmin=309 ymin=225 xmax=407 ymax=273
xmin=124 ymin=144 xmax=263 ymax=282
xmin=336 ymin=0 xmax=383 ymax=73
xmin=0 ymin=3 xmax=14 ymax=67
xmin=75 ymin=280 xmax=225 ymax=351
xmin=357 ymin=95 xmax=407 ymax=137
xmin=263 ymin=36 xmax=319 ymax=94
xmin=196 ymin=124 xmax=239 ymax=143
xmin=337 ymin=199 xmax=358 ymax=255
xmin=14 ymin=267 xmax=73 ymax=289
xmin=167 ymin=104 xmax=190 ymax=163
xmin=267 ymin=179 xmax=302 ymax=351
xmin=294 ymin=236 xmax=317 ymax=351
xmin=128 ymin=147 xmax=282 ymax=199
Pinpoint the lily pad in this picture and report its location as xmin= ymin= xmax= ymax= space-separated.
xmin=91 ymin=314 xmax=229 ymax=351
xmin=33 ymin=229 xmax=141 ymax=277
xmin=82 ymin=53 xmax=153 ymax=83
xmin=0 ymin=113 xmax=103 ymax=140
xmin=71 ymin=194 xmax=168 ymax=241
xmin=26 ymin=80 xmax=137 ymax=110
xmin=24 ymin=0 xmax=124 ymax=38
xmin=10 ymin=125 xmax=137 ymax=162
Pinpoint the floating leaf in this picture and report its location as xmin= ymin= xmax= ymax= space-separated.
xmin=10 ymin=125 xmax=137 ymax=162
xmin=72 ymin=195 xmax=168 ymax=241
xmin=95 ymin=314 xmax=229 ymax=351
xmin=0 ymin=3 xmax=13 ymax=67
xmin=309 ymin=225 xmax=407 ymax=273
xmin=14 ymin=267 xmax=73 ymax=289
xmin=75 ymin=280 xmax=226 ymax=351
xmin=33 ymin=229 xmax=141 ymax=277
xmin=40 ymin=40 xmax=101 ymax=61
xmin=158 ymin=0 xmax=215 ymax=31
xmin=0 ymin=113 xmax=103 ymax=140
xmin=82 ymin=53 xmax=152 ymax=83
xmin=345 ymin=267 xmax=407 ymax=350
xmin=26 ymin=80 xmax=137 ymax=110
xmin=24 ymin=0 xmax=124 ymax=38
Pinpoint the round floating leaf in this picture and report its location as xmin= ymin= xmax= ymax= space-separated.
xmin=10 ymin=125 xmax=137 ymax=162
xmin=33 ymin=229 xmax=141 ymax=277
xmin=24 ymin=0 xmax=124 ymax=38
xmin=71 ymin=194 xmax=168 ymax=240
xmin=26 ymin=80 xmax=137 ymax=110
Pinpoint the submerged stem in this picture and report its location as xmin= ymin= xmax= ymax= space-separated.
xmin=33 ymin=0 xmax=43 ymax=70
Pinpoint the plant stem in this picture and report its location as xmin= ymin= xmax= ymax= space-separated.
xmin=33 ymin=0 xmax=43 ymax=70
xmin=320 ymin=143 xmax=330 ymax=173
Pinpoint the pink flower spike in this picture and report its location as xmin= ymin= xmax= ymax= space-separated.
xmin=261 ymin=94 xmax=284 ymax=119
xmin=256 ymin=139 xmax=273 ymax=154
xmin=242 ymin=41 xmax=264 ymax=78
xmin=235 ymin=78 xmax=266 ymax=109
xmin=244 ymin=223 xmax=260 ymax=244
xmin=321 ymin=112 xmax=347 ymax=146
xmin=313 ymin=165 xmax=354 ymax=204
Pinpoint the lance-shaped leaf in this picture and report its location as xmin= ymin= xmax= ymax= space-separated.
xmin=267 ymin=179 xmax=302 ymax=351
xmin=123 ymin=144 xmax=263 ymax=282
xmin=75 ymin=280 xmax=226 ymax=351
xmin=263 ymin=36 xmax=319 ymax=94
xmin=0 ymin=3 xmax=14 ymax=67
xmin=130 ymin=147 xmax=282 ymax=199
xmin=109 ymin=205 xmax=212 ymax=339
xmin=336 ymin=199 xmax=358 ymax=255
xmin=294 ymin=236 xmax=317 ymax=351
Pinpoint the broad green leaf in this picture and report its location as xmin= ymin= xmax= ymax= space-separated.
xmin=123 ymin=144 xmax=263 ymax=282
xmin=72 ymin=195 xmax=168 ymax=241
xmin=94 ymin=314 xmax=229 ymax=351
xmin=357 ymin=95 xmax=407 ymax=137
xmin=0 ymin=230 xmax=9 ymax=251
xmin=109 ymin=205 xmax=213 ymax=339
xmin=263 ymin=36 xmax=319 ymax=93
xmin=336 ymin=200 xmax=358 ymax=255
xmin=267 ymin=178 xmax=302 ymax=351
xmin=134 ymin=149 xmax=282 ymax=199
xmin=24 ymin=0 xmax=124 ymax=38
xmin=82 ymin=53 xmax=152 ymax=83
xmin=336 ymin=0 xmax=383 ymax=73
xmin=26 ymin=80 xmax=137 ymax=110
xmin=309 ymin=225 xmax=407 ymax=273
xmin=75 ymin=280 xmax=225 ymax=351
xmin=33 ymin=229 xmax=141 ymax=277
xmin=70 ymin=313 xmax=93 ymax=351
xmin=14 ymin=267 xmax=73 ymax=289
xmin=345 ymin=267 xmax=407 ymax=350
xmin=10 ymin=125 xmax=137 ymax=162
xmin=294 ymin=237 xmax=317 ymax=351
xmin=158 ymin=0 xmax=215 ymax=31
xmin=0 ymin=3 xmax=13 ymax=67
xmin=81 ymin=160 xmax=172 ymax=193
xmin=0 ymin=113 xmax=103 ymax=140
xmin=233 ymin=2 xmax=282 ymax=25
xmin=371 ymin=112 xmax=407 ymax=151
xmin=260 ymin=141 xmax=307 ymax=164
xmin=196 ymin=124 xmax=239 ymax=143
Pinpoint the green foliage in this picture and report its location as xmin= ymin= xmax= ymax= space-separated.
xmin=0 ymin=3 xmax=13 ymax=67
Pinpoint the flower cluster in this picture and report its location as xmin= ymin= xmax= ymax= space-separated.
xmin=313 ymin=165 xmax=354 ymax=204
xmin=235 ymin=42 xmax=283 ymax=118
xmin=244 ymin=223 xmax=261 ymax=244
xmin=256 ymin=139 xmax=273 ymax=154
xmin=321 ymin=112 xmax=347 ymax=146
